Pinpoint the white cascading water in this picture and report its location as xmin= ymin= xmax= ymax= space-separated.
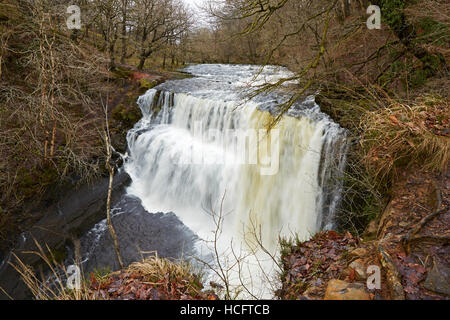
xmin=123 ymin=64 xmax=347 ymax=298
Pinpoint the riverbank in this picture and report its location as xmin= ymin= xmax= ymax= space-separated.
xmin=12 ymin=254 xmax=217 ymax=300
xmin=279 ymin=165 xmax=449 ymax=300
xmin=275 ymin=88 xmax=449 ymax=300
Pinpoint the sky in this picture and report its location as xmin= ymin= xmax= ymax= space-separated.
xmin=183 ymin=0 xmax=207 ymax=14
xmin=183 ymin=0 xmax=210 ymax=27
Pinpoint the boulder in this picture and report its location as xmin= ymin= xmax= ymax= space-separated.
xmin=349 ymin=258 xmax=367 ymax=280
xmin=349 ymin=247 xmax=368 ymax=258
xmin=423 ymin=260 xmax=450 ymax=296
xmin=324 ymin=279 xmax=370 ymax=300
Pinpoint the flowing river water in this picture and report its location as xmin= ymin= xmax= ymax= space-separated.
xmin=98 ymin=64 xmax=348 ymax=298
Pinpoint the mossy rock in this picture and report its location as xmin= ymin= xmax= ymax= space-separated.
xmin=16 ymin=165 xmax=59 ymax=199
xmin=111 ymin=104 xmax=141 ymax=128
xmin=16 ymin=168 xmax=41 ymax=198
xmin=38 ymin=166 xmax=59 ymax=186
xmin=139 ymin=78 xmax=157 ymax=91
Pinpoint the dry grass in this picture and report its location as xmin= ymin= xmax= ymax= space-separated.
xmin=8 ymin=239 xmax=91 ymax=300
xmin=8 ymin=242 xmax=205 ymax=300
xmin=360 ymin=96 xmax=449 ymax=186
xmin=126 ymin=255 xmax=201 ymax=286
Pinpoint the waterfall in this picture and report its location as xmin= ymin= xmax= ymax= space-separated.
xmin=123 ymin=64 xmax=347 ymax=297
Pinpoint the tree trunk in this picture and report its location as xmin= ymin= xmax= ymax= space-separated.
xmin=340 ymin=0 xmax=350 ymax=18
xmin=137 ymin=49 xmax=151 ymax=70
xmin=137 ymin=55 xmax=146 ymax=70
xmin=109 ymin=43 xmax=116 ymax=70
xmin=120 ymin=0 xmax=128 ymax=64
xmin=373 ymin=0 xmax=446 ymax=78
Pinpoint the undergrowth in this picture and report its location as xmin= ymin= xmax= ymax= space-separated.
xmin=8 ymin=241 xmax=205 ymax=300
xmin=360 ymin=96 xmax=449 ymax=188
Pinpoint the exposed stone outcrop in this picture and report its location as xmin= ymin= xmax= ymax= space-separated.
xmin=324 ymin=279 xmax=370 ymax=300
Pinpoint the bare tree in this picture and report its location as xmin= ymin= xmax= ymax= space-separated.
xmin=120 ymin=0 xmax=132 ymax=64
xmin=133 ymin=0 xmax=192 ymax=70
xmin=95 ymin=0 xmax=122 ymax=69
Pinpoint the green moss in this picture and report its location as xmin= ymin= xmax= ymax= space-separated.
xmin=126 ymin=93 xmax=137 ymax=105
xmin=422 ymin=53 xmax=446 ymax=74
xmin=279 ymin=237 xmax=295 ymax=258
xmin=38 ymin=166 xmax=59 ymax=186
xmin=47 ymin=247 xmax=67 ymax=264
xmin=16 ymin=165 xmax=59 ymax=199
xmin=17 ymin=168 xmax=38 ymax=198
xmin=361 ymin=201 xmax=380 ymax=224
xmin=407 ymin=52 xmax=446 ymax=88
xmin=363 ymin=232 xmax=377 ymax=242
xmin=139 ymin=78 xmax=157 ymax=90
xmin=111 ymin=104 xmax=141 ymax=127
xmin=315 ymin=93 xmax=376 ymax=130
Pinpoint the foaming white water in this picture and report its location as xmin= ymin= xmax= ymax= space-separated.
xmin=124 ymin=64 xmax=347 ymax=298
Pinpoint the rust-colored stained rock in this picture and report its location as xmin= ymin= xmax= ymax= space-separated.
xmin=324 ymin=279 xmax=370 ymax=300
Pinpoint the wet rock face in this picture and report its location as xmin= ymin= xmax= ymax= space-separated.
xmin=0 ymin=171 xmax=198 ymax=300
xmin=0 ymin=171 xmax=131 ymax=300
xmin=76 ymin=195 xmax=198 ymax=274
xmin=324 ymin=279 xmax=370 ymax=300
